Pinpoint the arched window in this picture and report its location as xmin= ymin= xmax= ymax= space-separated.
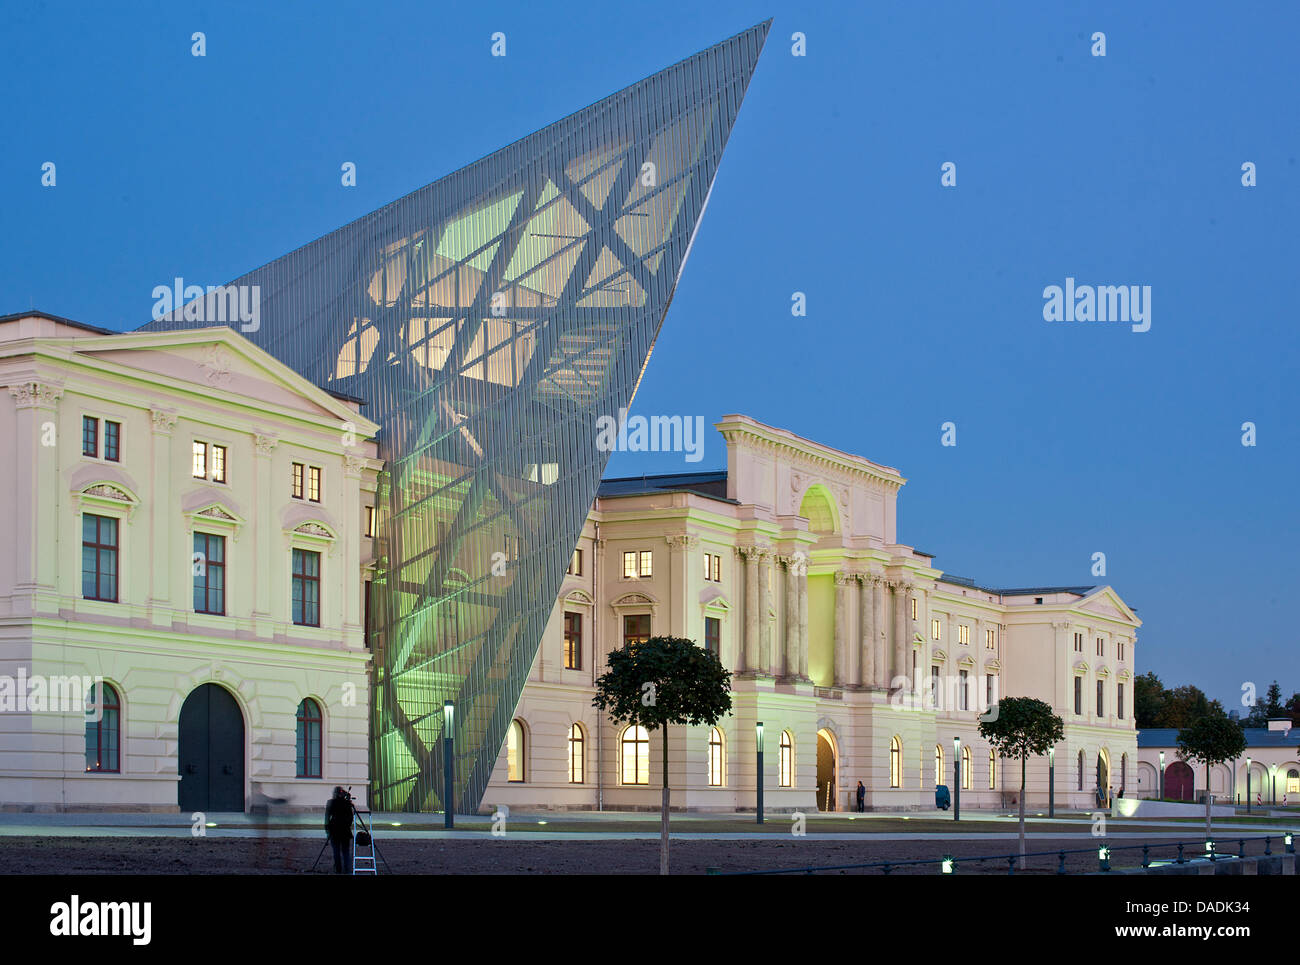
xmin=778 ymin=731 xmax=793 ymax=787
xmin=988 ymin=748 xmax=996 ymax=789
xmin=890 ymin=736 xmax=902 ymax=788
xmin=295 ymin=698 xmax=322 ymax=778
xmin=621 ymin=725 xmax=649 ymax=784
xmin=961 ymin=745 xmax=972 ymax=789
xmin=707 ymin=727 xmax=725 ymax=787
xmin=567 ymin=723 xmax=584 ymax=784
xmin=1077 ymin=750 xmax=1085 ymax=791
xmin=507 ymin=719 xmax=526 ymax=782
xmin=1120 ymin=753 xmax=1128 ymax=793
xmin=934 ymin=744 xmax=944 ymax=786
xmin=84 ymin=682 xmax=120 ymax=773
xmin=1288 ymin=769 xmax=1299 ymax=795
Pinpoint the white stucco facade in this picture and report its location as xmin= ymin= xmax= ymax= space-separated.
xmin=0 ymin=314 xmax=381 ymax=811
xmin=484 ymin=414 xmax=1140 ymax=812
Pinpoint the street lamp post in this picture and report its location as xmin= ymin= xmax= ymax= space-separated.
xmin=1159 ymin=751 xmax=1165 ymax=801
xmin=953 ymin=737 xmax=961 ymax=822
xmin=756 ymin=721 xmax=764 ymax=825
xmin=1049 ymin=746 xmax=1056 ymax=818
xmin=1271 ymin=764 xmax=1278 ymax=808
xmin=443 ymin=700 xmax=455 ymax=830
xmin=1246 ymin=756 xmax=1252 ymax=813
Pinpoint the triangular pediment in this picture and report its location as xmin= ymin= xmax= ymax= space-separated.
xmin=1076 ymin=586 xmax=1141 ymax=627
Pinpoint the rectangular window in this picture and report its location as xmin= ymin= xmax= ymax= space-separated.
xmin=292 ymin=548 xmax=321 ymax=627
xmin=985 ymin=627 xmax=996 ymax=650
xmin=638 ymin=550 xmax=652 ymax=577
xmin=82 ymin=416 xmax=98 ymax=457
xmin=910 ymin=597 xmax=918 ymax=620
xmin=1096 ymin=679 xmax=1105 ymax=716
xmin=712 ymin=554 xmax=721 ymax=582
xmin=308 ymin=466 xmax=322 ymax=502
xmin=365 ymin=506 xmax=375 ymax=538
xmin=958 ymin=624 xmax=970 ymax=645
xmin=931 ymin=665 xmax=941 ymax=710
xmin=81 ymin=514 xmax=118 ymax=602
xmin=1074 ymin=676 xmax=1082 ymax=715
xmin=193 ymin=532 xmax=226 ymax=615
xmin=931 ymin=618 xmax=941 ymax=640
xmin=1096 ymin=637 xmax=1104 ymax=657
xmin=1117 ymin=683 xmax=1125 ymax=720
xmin=210 ymin=444 xmax=226 ymax=483
xmin=563 ymin=611 xmax=582 ymax=670
xmin=623 ymin=613 xmax=650 ymax=648
xmin=104 ymin=421 xmax=120 ymax=462
xmin=623 ymin=551 xmax=637 ymax=579
xmin=959 ymin=669 xmax=969 ymax=710
xmin=704 ymin=616 xmax=720 ymax=657
xmin=1118 ymin=641 xmax=1125 ymax=661
xmin=567 ymin=548 xmax=582 ymax=576
xmin=703 ymin=553 xmax=721 ymax=582
xmin=291 ymin=462 xmax=305 ymax=499
xmin=985 ymin=673 xmax=995 ymax=709
xmin=1073 ymin=632 xmax=1083 ymax=653
xmin=193 ymin=441 xmax=207 ymax=479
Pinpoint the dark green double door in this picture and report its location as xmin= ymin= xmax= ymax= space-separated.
xmin=178 ymin=684 xmax=245 ymax=812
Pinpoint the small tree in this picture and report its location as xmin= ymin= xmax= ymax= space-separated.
xmin=593 ymin=635 xmax=731 ymax=875
xmin=1177 ymin=714 xmax=1246 ymax=840
xmin=979 ymin=696 xmax=1064 ymax=868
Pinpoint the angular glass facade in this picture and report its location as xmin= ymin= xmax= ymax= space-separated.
xmin=143 ymin=21 xmax=769 ymax=812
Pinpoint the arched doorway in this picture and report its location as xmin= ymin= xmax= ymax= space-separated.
xmin=1095 ymin=749 xmax=1110 ymax=805
xmin=1165 ymin=761 xmax=1194 ymax=802
xmin=815 ymin=729 xmax=837 ymax=811
xmin=178 ymin=683 xmax=245 ymax=812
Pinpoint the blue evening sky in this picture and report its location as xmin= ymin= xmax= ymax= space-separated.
xmin=2 ymin=1 xmax=1296 ymax=709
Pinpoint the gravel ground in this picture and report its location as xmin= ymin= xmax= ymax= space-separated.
xmin=3 ymin=835 xmax=1113 ymax=874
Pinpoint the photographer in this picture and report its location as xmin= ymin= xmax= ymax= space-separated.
xmin=324 ymin=786 xmax=355 ymax=874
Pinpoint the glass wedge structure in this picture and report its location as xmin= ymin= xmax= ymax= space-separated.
xmin=142 ymin=20 xmax=770 ymax=812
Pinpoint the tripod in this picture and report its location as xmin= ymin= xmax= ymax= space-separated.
xmin=311 ymin=793 xmax=392 ymax=874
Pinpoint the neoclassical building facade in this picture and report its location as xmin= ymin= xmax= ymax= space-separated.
xmin=0 ymin=312 xmax=381 ymax=811
xmin=484 ymin=415 xmax=1140 ymax=812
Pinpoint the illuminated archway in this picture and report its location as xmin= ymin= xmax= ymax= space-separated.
xmin=816 ymin=728 xmax=838 ymax=811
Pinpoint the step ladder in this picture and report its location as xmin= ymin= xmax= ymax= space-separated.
xmin=352 ymin=808 xmax=377 ymax=874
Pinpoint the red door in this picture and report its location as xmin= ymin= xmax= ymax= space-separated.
xmin=1165 ymin=761 xmax=1194 ymax=801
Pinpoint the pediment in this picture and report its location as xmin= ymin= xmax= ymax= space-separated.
xmin=564 ymin=589 xmax=595 ymax=607
xmin=1077 ymin=586 xmax=1140 ymax=627
xmin=611 ymin=591 xmax=658 ymax=608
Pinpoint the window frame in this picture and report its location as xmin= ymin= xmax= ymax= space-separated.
xmin=291 ymin=547 xmax=321 ymax=627
xmin=84 ymin=682 xmax=121 ymax=773
xmin=567 ymin=723 xmax=585 ymax=784
xmin=707 ymin=727 xmax=724 ymax=787
xmin=703 ymin=616 xmax=721 ymax=658
xmin=622 ymin=613 xmax=650 ymax=648
xmin=193 ymin=531 xmax=226 ymax=615
xmin=889 ymin=736 xmax=902 ymax=788
xmin=82 ymin=415 xmax=99 ymax=457
xmin=621 ymin=725 xmax=649 ymax=785
xmin=507 ymin=719 xmax=526 ymax=783
xmin=778 ymin=731 xmax=793 ymax=787
xmin=563 ymin=610 xmax=583 ymax=670
xmin=295 ymin=698 xmax=323 ymax=779
xmin=103 ymin=420 xmax=121 ymax=462
xmin=81 ymin=513 xmax=119 ymax=602
xmin=291 ymin=462 xmax=305 ymax=499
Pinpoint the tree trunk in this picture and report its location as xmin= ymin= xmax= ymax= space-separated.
xmin=660 ymin=725 xmax=670 ymax=876
xmin=1018 ymin=754 xmax=1027 ymax=869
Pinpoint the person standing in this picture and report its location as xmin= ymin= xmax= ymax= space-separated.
xmin=855 ymin=780 xmax=866 ymax=813
xmin=325 ymin=787 xmax=355 ymax=874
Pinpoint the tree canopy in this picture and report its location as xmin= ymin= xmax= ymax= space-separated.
xmin=591 ymin=635 xmax=732 ymax=730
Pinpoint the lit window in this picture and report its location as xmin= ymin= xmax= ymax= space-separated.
xmin=365 ymin=506 xmax=375 ymax=538
xmin=291 ymin=462 xmax=304 ymax=499
xmin=931 ymin=618 xmax=941 ymax=640
xmin=210 ymin=444 xmax=226 ymax=483
xmin=1288 ymin=769 xmax=1299 ymax=795
xmin=621 ymin=725 xmax=649 ymax=785
xmin=623 ymin=551 xmax=637 ymax=579
xmin=192 ymin=441 xmax=208 ymax=479
xmin=507 ymin=719 xmax=526 ymax=782
xmin=81 ymin=514 xmax=118 ymax=602
xmin=704 ymin=616 xmax=720 ymax=657
xmin=707 ymin=728 xmax=724 ymax=787
xmin=934 ymin=744 xmax=944 ymax=786
xmin=296 ymin=698 xmax=322 ymax=778
xmin=567 ymin=724 xmax=584 ymax=783
xmin=958 ymin=624 xmax=970 ymax=645
xmin=84 ymin=682 xmax=120 ymax=773
xmin=104 ymin=421 xmax=121 ymax=462
xmin=779 ymin=731 xmax=793 ymax=787
xmin=193 ymin=532 xmax=226 ymax=615
xmin=308 ymin=466 xmax=322 ymax=502
xmin=985 ymin=627 xmax=996 ymax=650
xmin=890 ymin=736 xmax=902 ymax=788
xmin=291 ymin=548 xmax=320 ymax=626
xmin=82 ymin=416 xmax=99 ymax=457
xmin=703 ymin=553 xmax=721 ymax=582
xmin=563 ymin=611 xmax=582 ymax=670
xmin=961 ymin=745 xmax=971 ymax=789
xmin=567 ymin=549 xmax=582 ymax=576
xmin=711 ymin=553 xmax=721 ymax=582
xmin=638 ymin=550 xmax=652 ymax=577
xmin=623 ymin=614 xmax=650 ymax=648
xmin=910 ymin=597 xmax=917 ymax=621
xmin=989 ymin=748 xmax=996 ymax=789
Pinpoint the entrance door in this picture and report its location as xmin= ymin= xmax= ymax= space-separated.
xmin=816 ymin=731 xmax=836 ymax=811
xmin=1165 ymin=761 xmax=1194 ymax=802
xmin=178 ymin=684 xmax=245 ymax=812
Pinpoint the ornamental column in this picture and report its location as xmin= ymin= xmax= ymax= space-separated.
xmin=741 ymin=546 xmax=759 ymax=675
xmin=782 ymin=556 xmax=799 ymax=679
xmin=148 ymin=407 xmax=177 ymax=607
xmin=872 ymin=575 xmax=887 ymax=688
xmin=857 ymin=575 xmax=872 ymax=689
xmin=758 ymin=549 xmax=774 ymax=674
xmin=253 ymin=433 xmax=278 ymax=620
xmin=798 ymin=559 xmax=810 ymax=680
xmin=833 ymin=571 xmax=849 ymax=687
xmin=893 ymin=581 xmax=911 ymax=692
xmin=9 ymin=381 xmax=63 ymax=591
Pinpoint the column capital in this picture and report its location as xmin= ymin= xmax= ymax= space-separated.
xmin=834 ymin=570 xmax=851 ymax=586
xmin=343 ymin=453 xmax=366 ymax=478
xmin=9 ymin=380 xmax=64 ymax=410
xmin=149 ymin=407 xmax=178 ymax=434
xmin=665 ymin=533 xmax=699 ymax=551
xmin=254 ymin=432 xmax=278 ymax=455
